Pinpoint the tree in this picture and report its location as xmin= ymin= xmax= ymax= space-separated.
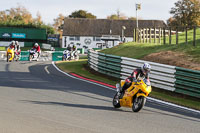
xmin=69 ymin=10 xmax=96 ymax=18
xmin=168 ymin=0 xmax=200 ymax=27
xmin=34 ymin=12 xmax=43 ymax=25
xmin=53 ymin=13 xmax=65 ymax=37
xmin=107 ymin=9 xmax=128 ymax=20
xmin=0 ymin=5 xmax=55 ymax=34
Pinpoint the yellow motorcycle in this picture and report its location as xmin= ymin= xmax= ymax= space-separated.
xmin=6 ymin=47 xmax=14 ymax=62
xmin=113 ymin=79 xmax=152 ymax=112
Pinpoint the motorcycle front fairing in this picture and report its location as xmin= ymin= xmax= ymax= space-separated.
xmin=119 ymin=79 xmax=151 ymax=107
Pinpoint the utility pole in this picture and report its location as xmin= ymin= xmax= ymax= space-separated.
xmin=135 ymin=3 xmax=141 ymax=42
xmin=136 ymin=3 xmax=141 ymax=28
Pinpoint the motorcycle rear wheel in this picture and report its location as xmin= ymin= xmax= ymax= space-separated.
xmin=132 ymin=96 xmax=146 ymax=112
xmin=29 ymin=55 xmax=33 ymax=61
xmin=113 ymin=93 xmax=121 ymax=108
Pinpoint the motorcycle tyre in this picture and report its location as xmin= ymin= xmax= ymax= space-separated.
xmin=113 ymin=93 xmax=121 ymax=108
xmin=132 ymin=96 xmax=146 ymax=112
xmin=7 ymin=54 xmax=11 ymax=62
xmin=29 ymin=55 xmax=32 ymax=61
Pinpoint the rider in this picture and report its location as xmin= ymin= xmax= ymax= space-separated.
xmin=33 ymin=43 xmax=41 ymax=57
xmin=8 ymin=41 xmax=15 ymax=49
xmin=14 ymin=41 xmax=21 ymax=54
xmin=7 ymin=41 xmax=15 ymax=60
xmin=118 ymin=63 xmax=151 ymax=98
xmin=72 ymin=45 xmax=77 ymax=51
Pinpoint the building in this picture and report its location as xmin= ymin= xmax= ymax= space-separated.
xmin=62 ymin=18 xmax=166 ymax=50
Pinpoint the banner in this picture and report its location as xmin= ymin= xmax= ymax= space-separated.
xmin=2 ymin=33 xmax=11 ymax=38
xmin=12 ymin=33 xmax=26 ymax=38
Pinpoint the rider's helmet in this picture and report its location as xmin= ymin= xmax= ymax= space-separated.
xmin=11 ymin=40 xmax=15 ymax=45
xmin=63 ymin=50 xmax=67 ymax=54
xmin=34 ymin=43 xmax=39 ymax=47
xmin=15 ymin=41 xmax=19 ymax=46
xmin=141 ymin=63 xmax=151 ymax=74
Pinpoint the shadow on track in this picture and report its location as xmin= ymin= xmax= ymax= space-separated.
xmin=21 ymin=100 xmax=125 ymax=112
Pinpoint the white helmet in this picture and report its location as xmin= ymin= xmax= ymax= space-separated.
xmin=34 ymin=43 xmax=39 ymax=47
xmin=15 ymin=41 xmax=19 ymax=45
xmin=11 ymin=40 xmax=15 ymax=44
xmin=142 ymin=63 xmax=151 ymax=73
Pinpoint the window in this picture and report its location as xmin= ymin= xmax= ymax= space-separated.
xmin=96 ymin=37 xmax=101 ymax=41
xmin=69 ymin=36 xmax=80 ymax=41
xmin=69 ymin=36 xmax=74 ymax=41
xmin=93 ymin=37 xmax=101 ymax=41
xmin=75 ymin=36 xmax=80 ymax=41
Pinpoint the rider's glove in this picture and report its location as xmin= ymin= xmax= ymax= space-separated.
xmin=132 ymin=77 xmax=137 ymax=83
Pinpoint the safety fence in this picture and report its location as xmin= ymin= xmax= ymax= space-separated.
xmin=88 ymin=49 xmax=200 ymax=98
xmin=0 ymin=51 xmax=52 ymax=61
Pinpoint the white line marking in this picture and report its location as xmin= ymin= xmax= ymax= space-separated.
xmin=52 ymin=61 xmax=200 ymax=114
xmin=45 ymin=66 xmax=50 ymax=74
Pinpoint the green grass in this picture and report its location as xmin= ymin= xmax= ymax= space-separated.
xmin=56 ymin=59 xmax=119 ymax=85
xmin=0 ymin=47 xmax=6 ymax=51
xmin=101 ymin=28 xmax=200 ymax=62
xmin=56 ymin=60 xmax=200 ymax=110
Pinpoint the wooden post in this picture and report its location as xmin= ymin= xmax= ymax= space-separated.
xmin=149 ymin=28 xmax=152 ymax=43
xmin=154 ymin=27 xmax=156 ymax=43
xmin=133 ymin=28 xmax=135 ymax=42
xmin=139 ymin=29 xmax=142 ymax=43
xmin=159 ymin=28 xmax=161 ymax=43
xmin=193 ymin=26 xmax=196 ymax=46
xmin=146 ymin=28 xmax=148 ymax=43
xmin=143 ymin=29 xmax=145 ymax=43
xmin=163 ymin=28 xmax=166 ymax=44
xmin=169 ymin=27 xmax=172 ymax=45
xmin=176 ymin=27 xmax=178 ymax=45
xmin=185 ymin=27 xmax=188 ymax=44
xmin=135 ymin=28 xmax=137 ymax=42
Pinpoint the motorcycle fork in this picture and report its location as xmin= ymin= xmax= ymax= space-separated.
xmin=132 ymin=88 xmax=140 ymax=102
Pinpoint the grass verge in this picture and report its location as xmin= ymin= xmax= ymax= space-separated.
xmin=56 ymin=59 xmax=200 ymax=110
xmin=101 ymin=28 xmax=200 ymax=63
xmin=0 ymin=47 xmax=6 ymax=51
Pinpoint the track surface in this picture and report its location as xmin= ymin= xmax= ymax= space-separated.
xmin=0 ymin=61 xmax=199 ymax=133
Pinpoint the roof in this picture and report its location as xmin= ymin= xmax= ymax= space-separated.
xmin=63 ymin=18 xmax=166 ymax=37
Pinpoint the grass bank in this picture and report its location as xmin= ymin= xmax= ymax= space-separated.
xmin=101 ymin=28 xmax=200 ymax=62
xmin=56 ymin=60 xmax=200 ymax=110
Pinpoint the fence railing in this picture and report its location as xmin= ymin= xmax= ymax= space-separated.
xmin=88 ymin=49 xmax=200 ymax=98
xmin=133 ymin=26 xmax=200 ymax=46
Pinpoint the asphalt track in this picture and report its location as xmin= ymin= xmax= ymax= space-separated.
xmin=0 ymin=61 xmax=199 ymax=133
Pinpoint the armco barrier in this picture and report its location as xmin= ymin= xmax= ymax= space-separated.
xmin=88 ymin=49 xmax=200 ymax=98
xmin=120 ymin=57 xmax=176 ymax=91
xmin=175 ymin=67 xmax=200 ymax=98
xmin=88 ymin=49 xmax=176 ymax=91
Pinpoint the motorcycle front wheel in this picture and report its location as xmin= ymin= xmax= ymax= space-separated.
xmin=113 ymin=93 xmax=121 ymax=108
xmin=132 ymin=96 xmax=146 ymax=112
xmin=7 ymin=54 xmax=11 ymax=62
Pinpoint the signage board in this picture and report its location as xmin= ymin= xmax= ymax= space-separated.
xmin=12 ymin=33 xmax=26 ymax=38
